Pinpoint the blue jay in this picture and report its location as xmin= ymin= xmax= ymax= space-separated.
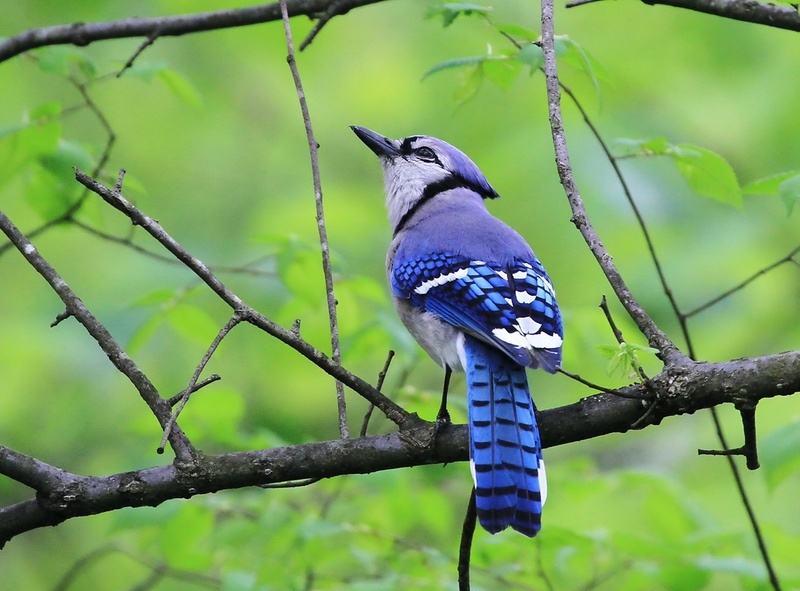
xmin=351 ymin=126 xmax=563 ymax=537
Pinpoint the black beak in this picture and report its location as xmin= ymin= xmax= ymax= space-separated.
xmin=350 ymin=125 xmax=401 ymax=158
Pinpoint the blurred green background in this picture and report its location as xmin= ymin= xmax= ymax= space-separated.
xmin=1 ymin=0 xmax=799 ymax=589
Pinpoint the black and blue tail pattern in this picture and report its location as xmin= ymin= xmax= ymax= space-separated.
xmin=464 ymin=334 xmax=545 ymax=537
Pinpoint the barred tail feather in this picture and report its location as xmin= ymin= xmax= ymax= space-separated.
xmin=464 ymin=334 xmax=545 ymax=537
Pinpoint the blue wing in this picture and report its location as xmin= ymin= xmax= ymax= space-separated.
xmin=392 ymin=252 xmax=563 ymax=372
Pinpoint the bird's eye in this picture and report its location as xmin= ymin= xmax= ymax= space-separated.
xmin=415 ymin=146 xmax=437 ymax=161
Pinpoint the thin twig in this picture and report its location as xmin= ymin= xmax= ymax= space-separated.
xmin=166 ymin=374 xmax=221 ymax=407
xmin=116 ymin=33 xmax=159 ymax=77
xmin=73 ymin=169 xmax=412 ymax=427
xmin=262 ymin=478 xmax=321 ymax=489
xmin=360 ymin=350 xmax=395 ymax=437
xmin=0 ymin=209 xmax=196 ymax=463
xmin=686 ymin=244 xmax=800 ymax=317
xmin=280 ymin=0 xmax=349 ymax=439
xmin=539 ymin=0 xmax=687 ymax=368
xmin=706 ymin=406 xmax=782 ymax=590
xmin=0 ymin=0 xmax=387 ymax=65
xmin=299 ymin=0 xmax=353 ymax=50
xmin=557 ymin=368 xmax=649 ymax=400
xmin=158 ymin=315 xmax=242 ymax=453
xmin=560 ymin=82 xmax=691 ymax=352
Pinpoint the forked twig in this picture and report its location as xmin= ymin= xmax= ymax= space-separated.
xmin=158 ymin=314 xmax=244 ymax=454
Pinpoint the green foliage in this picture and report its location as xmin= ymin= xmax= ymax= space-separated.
xmin=614 ymin=138 xmax=743 ymax=207
xmin=596 ymin=341 xmax=659 ymax=380
xmin=742 ymin=171 xmax=800 ymax=216
xmin=35 ymin=46 xmax=97 ymax=79
xmin=124 ymin=61 xmax=204 ymax=108
xmin=428 ymin=2 xmax=493 ymax=27
xmin=2 ymin=2 xmax=800 ymax=591
xmin=760 ymin=420 xmax=800 ymax=490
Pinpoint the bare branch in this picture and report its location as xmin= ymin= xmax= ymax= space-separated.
xmin=640 ymin=0 xmax=800 ymax=32
xmin=0 ymin=0 xmax=386 ymax=65
xmin=567 ymin=0 xmax=800 ymax=31
xmin=2 ymin=348 xmax=798 ymax=547
xmin=687 ymin=244 xmax=800 ymax=317
xmin=73 ymin=169 xmax=413 ymax=428
xmin=0 ymin=209 xmax=196 ymax=463
xmin=158 ymin=314 xmax=244 ymax=454
xmin=540 ymin=0 xmax=690 ymax=367
xmin=280 ymin=0 xmax=349 ymax=439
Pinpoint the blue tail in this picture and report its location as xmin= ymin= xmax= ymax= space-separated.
xmin=464 ymin=334 xmax=545 ymax=537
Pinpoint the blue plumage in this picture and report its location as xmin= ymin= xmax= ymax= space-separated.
xmin=352 ymin=126 xmax=563 ymax=537
xmin=464 ymin=335 xmax=544 ymax=536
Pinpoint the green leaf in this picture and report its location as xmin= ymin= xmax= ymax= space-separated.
xmin=670 ymin=144 xmax=742 ymax=207
xmin=223 ymin=572 xmax=257 ymax=591
xmin=612 ymin=136 xmax=671 ymax=157
xmin=40 ymin=139 xmax=95 ymax=178
xmin=157 ymin=68 xmax=203 ymax=109
xmin=35 ymin=46 xmax=96 ymax=79
xmin=453 ymin=63 xmax=484 ymax=107
xmin=516 ymin=43 xmax=544 ymax=71
xmin=430 ymin=2 xmax=493 ymax=27
xmin=596 ymin=342 xmax=658 ymax=379
xmin=123 ymin=60 xmax=169 ymax=82
xmin=613 ymin=138 xmax=742 ymax=206
xmin=554 ymin=36 xmax=600 ymax=95
xmin=24 ymin=162 xmax=77 ymax=221
xmin=741 ymin=170 xmax=799 ymax=195
xmin=127 ymin=314 xmax=163 ymax=355
xmin=778 ymin=174 xmax=800 ymax=216
xmin=482 ymin=56 xmax=523 ymax=90
xmin=760 ymin=420 xmax=800 ymax=490
xmin=422 ymin=55 xmax=486 ymax=80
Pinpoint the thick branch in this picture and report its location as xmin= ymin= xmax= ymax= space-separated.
xmin=641 ymin=0 xmax=800 ymax=32
xmin=0 ymin=0 xmax=384 ymax=65
xmin=2 ymin=349 xmax=797 ymax=547
xmin=73 ymin=169 xmax=412 ymax=428
xmin=0 ymin=209 xmax=196 ymax=463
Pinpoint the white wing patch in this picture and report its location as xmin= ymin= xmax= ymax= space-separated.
xmin=413 ymin=267 xmax=469 ymax=295
xmin=538 ymin=459 xmax=548 ymax=506
xmin=526 ymin=332 xmax=563 ymax=349
xmin=515 ymin=290 xmax=536 ymax=304
xmin=517 ymin=316 xmax=542 ymax=334
xmin=492 ymin=327 xmax=530 ymax=349
xmin=492 ymin=319 xmax=562 ymax=351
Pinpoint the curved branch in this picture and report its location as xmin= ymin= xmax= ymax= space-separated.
xmin=2 ymin=349 xmax=797 ymax=547
xmin=641 ymin=0 xmax=800 ymax=32
xmin=566 ymin=0 xmax=800 ymax=32
xmin=0 ymin=209 xmax=196 ymax=463
xmin=73 ymin=169 xmax=413 ymax=429
xmin=0 ymin=0 xmax=385 ymax=65
xmin=540 ymin=0 xmax=690 ymax=366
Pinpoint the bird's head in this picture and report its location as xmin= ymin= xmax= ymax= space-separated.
xmin=351 ymin=126 xmax=498 ymax=233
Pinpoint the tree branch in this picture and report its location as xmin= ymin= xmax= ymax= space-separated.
xmin=641 ymin=0 xmax=800 ymax=32
xmin=280 ymin=0 xmax=350 ymax=438
xmin=540 ymin=0 xmax=690 ymax=367
xmin=2 ymin=349 xmax=797 ymax=547
xmin=0 ymin=0 xmax=386 ymax=65
xmin=0 ymin=209 xmax=196 ymax=464
xmin=73 ymin=169 xmax=413 ymax=429
xmin=566 ymin=0 xmax=800 ymax=32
